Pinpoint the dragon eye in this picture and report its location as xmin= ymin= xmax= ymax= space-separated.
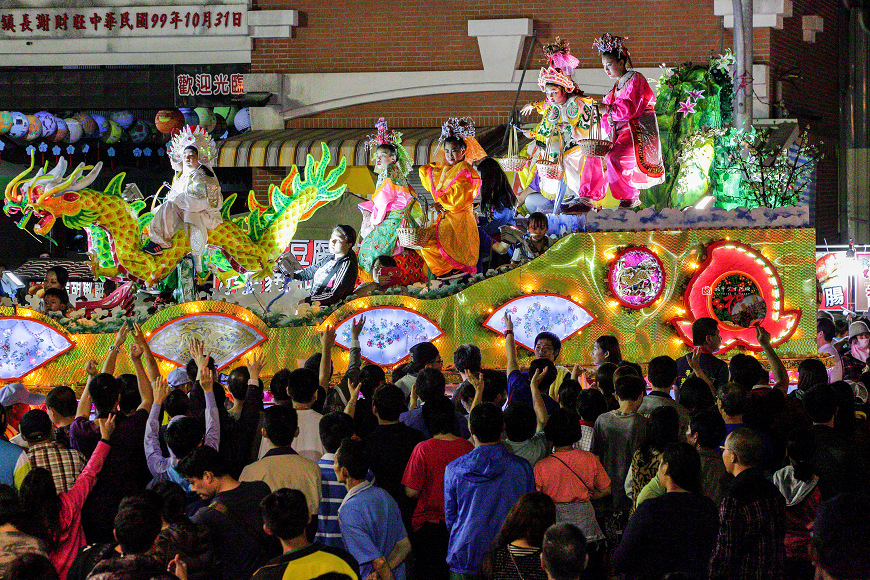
xmin=484 ymin=294 xmax=595 ymax=352
xmin=0 ymin=317 xmax=75 ymax=381
xmin=62 ymin=192 xmax=79 ymax=202
xmin=332 ymin=307 xmax=444 ymax=365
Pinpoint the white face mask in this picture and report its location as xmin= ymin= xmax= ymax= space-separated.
xmin=858 ymin=338 xmax=870 ymax=349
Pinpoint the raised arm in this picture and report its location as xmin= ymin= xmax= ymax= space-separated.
xmin=145 ymin=377 xmax=171 ymax=476
xmin=343 ymin=382 xmax=361 ymax=419
xmin=132 ymin=323 xmax=160 ymax=383
xmin=529 ymin=367 xmax=550 ymax=431
xmin=76 ymin=360 xmax=99 ymax=419
xmin=198 ymin=366 xmax=221 ymax=451
xmin=504 ymin=314 xmax=519 ymax=375
xmin=687 ymin=347 xmax=716 ymax=398
xmin=467 ymin=372 xmax=485 ymax=412
xmin=129 ymin=342 xmax=154 ymax=411
xmin=101 ymin=324 xmax=129 ymax=375
xmin=320 ymin=325 xmax=336 ymax=390
xmin=757 ymin=324 xmax=788 ymax=393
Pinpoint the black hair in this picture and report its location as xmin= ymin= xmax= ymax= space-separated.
xmin=717 ymin=382 xmax=748 ymax=417
xmin=817 ymin=317 xmax=836 ymax=342
xmin=264 ymin=405 xmax=298 ymax=447
xmin=726 ymin=427 xmax=765 ymax=468
xmin=372 ymin=383 xmax=406 ymax=422
xmin=600 ymin=48 xmax=633 ymax=68
xmin=407 ymin=342 xmax=441 ymax=374
xmin=529 ymin=358 xmax=558 ymax=393
xmin=661 ymin=442 xmax=701 ymax=494
xmin=165 ymin=416 xmax=203 ymax=460
xmin=442 ymin=136 xmax=466 ymax=149
xmin=359 ymin=364 xmax=386 ymax=400
xmin=336 ymin=437 xmax=368 ymax=480
xmin=527 ymin=211 xmax=548 ymax=229
xmin=373 ymin=254 xmax=397 ymax=269
xmin=227 ymin=365 xmax=251 ymax=401
xmin=797 ymin=358 xmax=828 ymax=393
xmin=164 ymin=389 xmax=191 ymax=418
xmin=4 ymin=554 xmax=58 ymax=580
xmin=45 ymin=386 xmax=76 ymax=418
xmin=390 ymin=363 xmax=410 ymax=385
xmin=545 ymin=409 xmax=582 ymax=447
xmin=576 ymin=388 xmax=607 ymax=422
xmin=689 ymin=408 xmax=727 ymax=449
xmin=679 ymin=375 xmax=716 ymax=413
xmin=288 ymin=368 xmax=319 ymax=404
xmin=496 ymin=491 xmax=556 ymax=549
xmin=786 ymin=429 xmax=816 ymax=482
xmin=319 ymin=411 xmax=355 ymax=454
xmin=19 ymin=467 xmax=61 ymax=550
xmin=375 ymin=143 xmax=398 ymax=157
xmin=303 ymin=352 xmax=322 ymax=374
xmin=535 ymin=332 xmax=562 ymax=357
xmin=117 ymin=373 xmax=141 ymax=414
xmin=453 ymin=344 xmax=482 ymax=375
xmin=0 ymin=484 xmax=22 ymax=527
xmin=88 ymin=372 xmax=120 ymax=418
xmin=270 ymin=369 xmax=292 ymax=402
xmin=542 ymin=523 xmax=587 ymax=580
xmin=803 ymin=383 xmax=838 ymax=424
xmin=640 ymin=406 xmax=680 ymax=460
xmin=558 ymin=379 xmax=581 ymax=411
xmin=476 ymin=157 xmax=518 ymax=216
xmin=458 ymin=370 xmax=508 ymax=406
xmin=691 ymin=317 xmax=720 ymax=347
xmin=332 ymin=225 xmax=357 ymax=247
xmin=830 ymin=380 xmax=856 ymax=439
xmin=617 ymin=360 xmax=643 ymax=379
xmin=614 ymin=375 xmax=645 ymax=401
xmin=647 ymin=356 xmax=678 ymax=390
xmin=185 ymin=356 xmax=216 ymax=384
xmin=114 ymin=493 xmax=163 ymax=554
xmin=595 ymin=362 xmax=618 ymax=401
xmin=415 ymin=368 xmax=446 ymax=404
xmin=504 ymin=403 xmax=536 ymax=443
xmin=42 ymin=287 xmax=69 ymax=309
xmin=261 ymin=488 xmax=310 ymax=541
xmin=729 ymin=354 xmax=766 ymax=390
xmin=469 ymin=402 xmax=504 ymax=444
xmin=423 ymin=395 xmax=456 ymax=436
xmin=150 ymin=481 xmax=189 ymax=526
xmin=176 ymin=445 xmax=226 ymax=479
xmin=595 ymin=335 xmax=623 ymax=364
xmin=46 ymin=265 xmax=69 ymax=287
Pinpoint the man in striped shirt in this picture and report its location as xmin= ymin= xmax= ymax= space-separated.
xmin=15 ymin=409 xmax=85 ymax=492
xmin=315 ymin=411 xmax=355 ymax=549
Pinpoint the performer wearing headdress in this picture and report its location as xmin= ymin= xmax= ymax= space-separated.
xmin=519 ymin=37 xmax=598 ymax=212
xmin=418 ymin=117 xmax=482 ymax=278
xmin=581 ymin=33 xmax=665 ymax=208
xmin=143 ymin=126 xmax=222 ymax=267
xmin=357 ymin=118 xmax=424 ymax=277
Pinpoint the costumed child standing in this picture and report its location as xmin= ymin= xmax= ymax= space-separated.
xmin=418 ymin=117 xmax=485 ymax=278
xmin=357 ymin=118 xmax=426 ymax=284
xmin=580 ymin=33 xmax=665 ymax=208
xmin=519 ymin=37 xmax=598 ymax=213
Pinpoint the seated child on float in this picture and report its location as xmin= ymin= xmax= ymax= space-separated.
xmin=511 ymin=212 xmax=551 ymax=264
xmin=43 ymin=287 xmax=73 ymax=316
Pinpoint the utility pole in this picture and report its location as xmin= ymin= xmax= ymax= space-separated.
xmin=732 ymin=0 xmax=754 ymax=130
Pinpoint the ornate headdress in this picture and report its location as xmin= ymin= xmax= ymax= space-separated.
xmin=593 ymin=33 xmax=630 ymax=58
xmin=167 ymin=125 xmax=217 ymax=168
xmin=436 ymin=117 xmax=486 ymax=163
xmin=366 ymin=118 xmax=412 ymax=176
xmin=537 ymin=37 xmax=581 ymax=93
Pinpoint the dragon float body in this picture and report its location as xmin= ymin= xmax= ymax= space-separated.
xmin=3 ymin=145 xmax=346 ymax=286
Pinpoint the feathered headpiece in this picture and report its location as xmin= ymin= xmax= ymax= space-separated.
xmin=593 ymin=33 xmax=630 ymax=58
xmin=537 ymin=37 xmax=580 ymax=93
xmin=366 ymin=118 xmax=412 ymax=177
xmin=436 ymin=117 xmax=487 ymax=163
xmin=168 ymin=125 xmax=217 ymax=168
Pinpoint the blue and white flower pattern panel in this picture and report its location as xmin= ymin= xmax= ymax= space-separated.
xmin=147 ymin=313 xmax=267 ymax=370
xmin=483 ymin=294 xmax=596 ymax=352
xmin=1 ymin=317 xmax=75 ymax=381
xmin=334 ymin=307 xmax=444 ymax=366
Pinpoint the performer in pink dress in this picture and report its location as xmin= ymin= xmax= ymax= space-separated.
xmin=581 ymin=33 xmax=665 ymax=208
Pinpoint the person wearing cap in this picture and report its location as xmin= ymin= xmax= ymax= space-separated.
xmin=291 ymin=225 xmax=358 ymax=307
xmin=167 ymin=367 xmax=192 ymax=394
xmin=0 ymin=383 xmax=46 ymax=446
xmin=840 ymin=320 xmax=870 ymax=382
xmin=13 ymin=409 xmax=85 ymax=494
xmin=809 ymin=494 xmax=870 ymax=580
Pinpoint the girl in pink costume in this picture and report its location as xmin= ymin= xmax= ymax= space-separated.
xmin=581 ymin=33 xmax=665 ymax=208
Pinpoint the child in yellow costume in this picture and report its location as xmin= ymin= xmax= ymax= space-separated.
xmin=418 ymin=117 xmax=485 ymax=278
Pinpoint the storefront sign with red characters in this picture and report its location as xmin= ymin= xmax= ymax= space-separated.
xmin=671 ymin=240 xmax=801 ymax=353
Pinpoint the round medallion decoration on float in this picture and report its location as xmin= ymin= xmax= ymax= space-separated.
xmin=607 ymin=246 xmax=666 ymax=309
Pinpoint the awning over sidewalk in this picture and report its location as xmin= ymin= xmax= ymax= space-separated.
xmin=215 ymin=126 xmax=503 ymax=168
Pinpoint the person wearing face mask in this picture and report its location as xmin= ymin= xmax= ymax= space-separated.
xmin=418 ymin=117 xmax=485 ymax=279
xmin=841 ymin=321 xmax=870 ymax=382
xmin=292 ymin=225 xmax=358 ymax=306
xmin=519 ymin=37 xmax=597 ymax=214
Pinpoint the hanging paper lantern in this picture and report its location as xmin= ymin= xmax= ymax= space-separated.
xmin=9 ymin=112 xmax=29 ymax=138
xmin=90 ymin=114 xmax=109 ymax=137
xmin=0 ymin=111 xmax=12 ymax=135
xmin=154 ymin=110 xmax=185 ymax=135
xmin=214 ymin=106 xmax=238 ymax=127
xmin=63 ymin=118 xmax=83 ymax=143
xmin=52 ymin=118 xmax=68 ymax=142
xmin=128 ymin=119 xmax=150 ymax=143
xmin=24 ymin=115 xmax=42 ymax=141
xmin=34 ymin=112 xmax=57 ymax=139
xmin=233 ymin=107 xmax=251 ymax=132
xmin=74 ymin=113 xmax=97 ymax=136
xmin=194 ymin=107 xmax=216 ymax=132
xmin=178 ymin=108 xmax=200 ymax=128
xmin=110 ymin=110 xmax=135 ymax=129
xmin=101 ymin=120 xmax=123 ymax=144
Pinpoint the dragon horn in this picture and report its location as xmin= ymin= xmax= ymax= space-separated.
xmin=40 ymin=161 xmax=86 ymax=202
xmin=4 ymin=151 xmax=36 ymax=202
xmin=66 ymin=162 xmax=103 ymax=192
xmin=45 ymin=157 xmax=68 ymax=181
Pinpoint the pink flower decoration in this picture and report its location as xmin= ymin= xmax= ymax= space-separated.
xmin=687 ymin=89 xmax=705 ymax=100
xmin=678 ymin=99 xmax=697 ymax=115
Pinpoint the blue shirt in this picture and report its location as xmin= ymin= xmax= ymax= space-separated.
xmin=444 ymin=443 xmax=534 ymax=575
xmin=0 ymin=439 xmax=26 ymax=487
xmin=506 ymin=370 xmax=559 ymax=415
xmin=338 ymin=481 xmax=408 ymax=580
xmin=316 ymin=453 xmax=347 ymax=550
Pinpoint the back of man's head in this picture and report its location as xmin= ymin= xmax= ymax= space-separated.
xmin=727 ymin=427 xmax=765 ymax=468
xmin=811 ymin=494 xmax=870 ymax=580
xmin=164 ymin=416 xmax=202 ymax=459
xmin=336 ymin=437 xmax=368 ymax=480
xmin=689 ymin=408 xmax=727 ymax=449
xmin=116 ymin=373 xmax=141 ymax=414
xmin=263 ymin=405 xmax=298 ymax=447
xmin=817 ymin=317 xmax=836 ymax=342
xmin=661 ymin=442 xmax=702 ymax=494
xmin=186 ymin=356 xmax=216 ymax=384
xmin=691 ymin=317 xmax=719 ymax=347
xmin=319 ymin=411 xmax=355 ymax=454
xmin=803 ymin=384 xmax=838 ymax=424
xmin=261 ymin=488 xmax=309 ymax=542
xmin=227 ymin=365 xmax=251 ymax=401
xmin=88 ymin=373 xmax=120 ymax=418
xmin=453 ymin=344 xmax=482 ymax=375
xmin=459 ymin=369 xmax=508 ymax=407
xmin=270 ymin=369 xmax=292 ymax=402
xmin=176 ymin=445 xmax=226 ymax=479
xmin=729 ymin=354 xmax=766 ymax=390
xmin=544 ymin=409 xmax=582 ymax=448
xmin=647 ymin=356 xmax=677 ymax=390
xmin=164 ymin=389 xmax=190 ymax=419
xmin=19 ymin=409 xmax=53 ymax=443
xmin=528 ymin=358 xmax=557 ymax=392
xmin=503 ymin=403 xmax=536 ymax=443
xmin=575 ymin=388 xmax=607 ymax=423
xmin=469 ymin=402 xmax=503 ymax=444
xmin=717 ymin=382 xmax=748 ymax=417
xmin=45 ymin=386 xmax=76 ymax=419
xmin=0 ymin=484 xmax=21 ymax=526
xmin=422 ymin=396 xmax=456 ymax=436
xmin=614 ymin=375 xmax=645 ymax=402
xmin=541 ymin=523 xmax=587 ymax=580
xmin=288 ymin=368 xmax=318 ymax=405
xmin=114 ymin=492 xmax=163 ymax=555
xmin=372 ymin=384 xmax=406 ymax=422
xmin=415 ymin=368 xmax=446 ymax=404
